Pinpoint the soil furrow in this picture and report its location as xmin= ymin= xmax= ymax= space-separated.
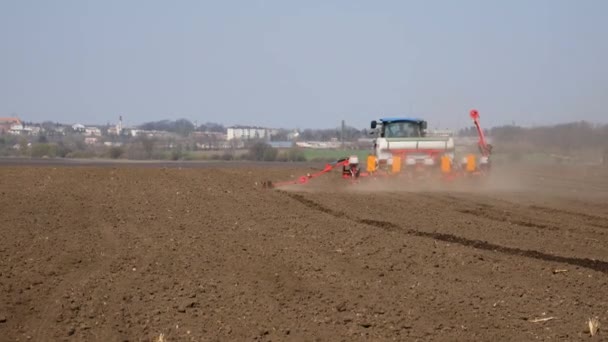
xmin=284 ymin=191 xmax=608 ymax=274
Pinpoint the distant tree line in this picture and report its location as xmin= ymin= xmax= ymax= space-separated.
xmin=138 ymin=119 xmax=368 ymax=141
xmin=197 ymin=122 xmax=226 ymax=133
xmin=459 ymin=121 xmax=608 ymax=152
xmin=8 ymin=117 xmax=607 ymax=161
xmin=137 ymin=119 xmax=228 ymax=135
xmin=269 ymin=126 xmax=365 ymax=142
xmin=297 ymin=126 xmax=366 ymax=141
xmin=247 ymin=142 xmax=306 ymax=162
xmin=138 ymin=119 xmax=197 ymax=137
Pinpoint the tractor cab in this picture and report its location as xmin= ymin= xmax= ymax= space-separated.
xmin=370 ymin=117 xmax=453 ymax=167
xmin=371 ymin=118 xmax=428 ymax=138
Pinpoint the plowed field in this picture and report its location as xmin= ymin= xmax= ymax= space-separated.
xmin=0 ymin=163 xmax=607 ymax=341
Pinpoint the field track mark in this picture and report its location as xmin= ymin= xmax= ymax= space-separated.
xmin=429 ymin=193 xmax=607 ymax=232
xmin=456 ymin=209 xmax=557 ymax=231
xmin=282 ymin=191 xmax=608 ymax=274
xmin=284 ymin=193 xmax=346 ymax=218
xmin=529 ymin=205 xmax=608 ymax=229
xmin=30 ymin=223 xmax=121 ymax=340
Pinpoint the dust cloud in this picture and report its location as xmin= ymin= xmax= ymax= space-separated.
xmin=276 ymin=166 xmax=529 ymax=195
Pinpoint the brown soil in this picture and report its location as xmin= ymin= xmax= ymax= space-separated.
xmin=0 ymin=163 xmax=607 ymax=341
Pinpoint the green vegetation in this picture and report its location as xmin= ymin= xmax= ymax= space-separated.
xmin=248 ymin=142 xmax=278 ymax=161
xmin=173 ymin=147 xmax=361 ymax=163
xmin=30 ymin=143 xmax=56 ymax=158
xmin=108 ymin=146 xmax=125 ymax=159
xmin=277 ymin=148 xmax=306 ymax=162
xmin=138 ymin=119 xmax=195 ymax=137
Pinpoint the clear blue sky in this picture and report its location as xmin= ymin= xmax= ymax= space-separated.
xmin=1 ymin=0 xmax=606 ymax=129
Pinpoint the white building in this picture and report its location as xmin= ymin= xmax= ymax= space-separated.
xmin=108 ymin=116 xmax=125 ymax=136
xmin=9 ymin=123 xmax=23 ymax=132
xmin=8 ymin=124 xmax=34 ymax=136
xmin=227 ymin=126 xmax=270 ymax=141
xmin=30 ymin=126 xmax=41 ymax=135
xmin=72 ymin=123 xmax=86 ymax=132
xmin=85 ymin=137 xmax=99 ymax=145
xmin=51 ymin=126 xmax=66 ymax=135
xmin=85 ymin=127 xmax=102 ymax=136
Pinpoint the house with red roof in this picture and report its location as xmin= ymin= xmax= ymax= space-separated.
xmin=0 ymin=117 xmax=21 ymax=134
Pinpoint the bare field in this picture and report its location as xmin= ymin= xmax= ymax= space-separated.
xmin=0 ymin=163 xmax=607 ymax=341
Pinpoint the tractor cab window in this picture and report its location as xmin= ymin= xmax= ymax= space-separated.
xmin=383 ymin=121 xmax=421 ymax=138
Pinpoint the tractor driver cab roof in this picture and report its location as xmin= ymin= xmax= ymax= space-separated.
xmin=371 ymin=117 xmax=428 ymax=131
xmin=379 ymin=117 xmax=425 ymax=124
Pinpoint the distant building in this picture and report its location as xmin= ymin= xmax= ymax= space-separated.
xmin=49 ymin=126 xmax=67 ymax=136
xmin=8 ymin=123 xmax=23 ymax=132
xmin=295 ymin=141 xmax=341 ymax=149
xmin=0 ymin=117 xmax=21 ymax=134
xmin=134 ymin=130 xmax=171 ymax=138
xmin=268 ymin=141 xmax=294 ymax=148
xmin=191 ymin=132 xmax=229 ymax=149
xmin=191 ymin=131 xmax=227 ymax=139
xmin=8 ymin=123 xmax=37 ymax=136
xmin=30 ymin=126 xmax=41 ymax=135
xmin=107 ymin=126 xmax=120 ymax=136
xmin=107 ymin=116 xmax=125 ymax=136
xmin=85 ymin=137 xmax=99 ymax=145
xmin=287 ymin=130 xmax=300 ymax=140
xmin=72 ymin=123 xmax=86 ymax=132
xmin=85 ymin=127 xmax=102 ymax=136
xmin=227 ymin=126 xmax=270 ymax=141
